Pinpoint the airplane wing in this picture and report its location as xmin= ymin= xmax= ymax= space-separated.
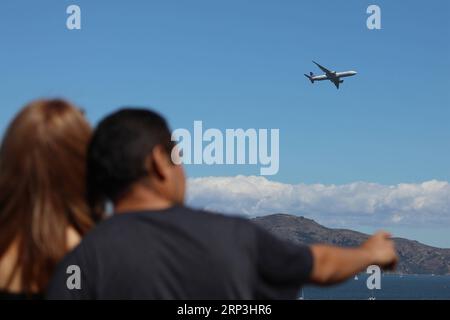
xmin=312 ymin=61 xmax=332 ymax=74
xmin=331 ymin=78 xmax=340 ymax=89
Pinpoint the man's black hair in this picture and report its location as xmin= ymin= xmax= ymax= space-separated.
xmin=86 ymin=108 xmax=173 ymax=219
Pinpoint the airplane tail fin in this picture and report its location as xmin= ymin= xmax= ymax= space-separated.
xmin=304 ymin=72 xmax=314 ymax=83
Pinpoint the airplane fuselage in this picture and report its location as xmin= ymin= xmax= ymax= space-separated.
xmin=311 ymin=70 xmax=357 ymax=81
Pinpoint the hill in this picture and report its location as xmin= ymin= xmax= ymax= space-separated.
xmin=252 ymin=214 xmax=450 ymax=275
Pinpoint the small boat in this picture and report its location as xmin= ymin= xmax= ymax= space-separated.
xmin=354 ymin=275 xmax=359 ymax=280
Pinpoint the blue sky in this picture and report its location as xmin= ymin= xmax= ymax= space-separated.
xmin=1 ymin=1 xmax=449 ymax=245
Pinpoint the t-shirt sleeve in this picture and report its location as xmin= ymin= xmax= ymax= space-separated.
xmin=252 ymin=224 xmax=314 ymax=299
xmin=46 ymin=244 xmax=94 ymax=300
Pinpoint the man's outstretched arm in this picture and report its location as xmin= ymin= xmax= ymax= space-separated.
xmin=310 ymin=231 xmax=398 ymax=285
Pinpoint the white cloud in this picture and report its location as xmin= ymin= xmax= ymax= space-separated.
xmin=186 ymin=176 xmax=450 ymax=227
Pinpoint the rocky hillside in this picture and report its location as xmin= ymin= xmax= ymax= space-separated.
xmin=252 ymin=214 xmax=450 ymax=275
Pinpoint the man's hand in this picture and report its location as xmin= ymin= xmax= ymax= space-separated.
xmin=361 ymin=231 xmax=398 ymax=270
xmin=310 ymin=231 xmax=398 ymax=285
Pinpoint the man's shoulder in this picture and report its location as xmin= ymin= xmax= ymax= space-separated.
xmin=180 ymin=207 xmax=262 ymax=243
xmin=72 ymin=206 xmax=259 ymax=251
xmin=179 ymin=206 xmax=254 ymax=228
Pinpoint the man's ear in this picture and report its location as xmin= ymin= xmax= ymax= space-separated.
xmin=149 ymin=145 xmax=171 ymax=181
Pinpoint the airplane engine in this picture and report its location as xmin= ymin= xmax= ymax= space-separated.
xmin=339 ymin=80 xmax=344 ymax=83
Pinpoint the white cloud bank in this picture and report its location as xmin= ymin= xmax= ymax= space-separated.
xmin=187 ymin=176 xmax=450 ymax=227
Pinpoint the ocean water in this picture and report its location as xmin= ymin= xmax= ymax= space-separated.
xmin=302 ymin=274 xmax=450 ymax=300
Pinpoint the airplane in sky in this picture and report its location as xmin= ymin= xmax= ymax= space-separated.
xmin=304 ymin=61 xmax=357 ymax=89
